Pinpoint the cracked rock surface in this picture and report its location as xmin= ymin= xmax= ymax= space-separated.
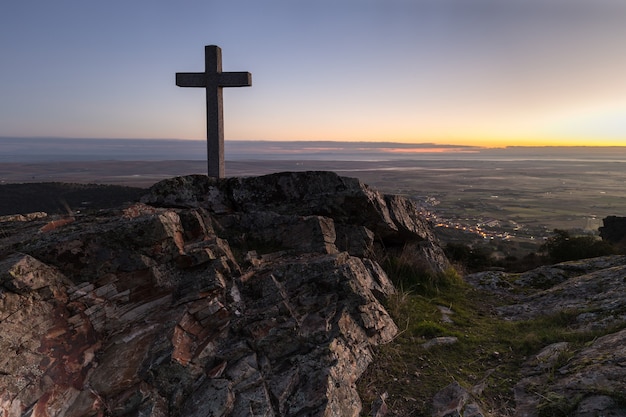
xmin=0 ymin=172 xmax=446 ymax=417
xmin=467 ymin=256 xmax=626 ymax=417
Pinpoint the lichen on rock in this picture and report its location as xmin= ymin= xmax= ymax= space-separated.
xmin=0 ymin=172 xmax=447 ymax=417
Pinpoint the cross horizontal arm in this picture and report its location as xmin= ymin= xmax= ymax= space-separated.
xmin=219 ymin=72 xmax=252 ymax=87
xmin=176 ymin=73 xmax=205 ymax=87
xmin=176 ymin=72 xmax=252 ymax=88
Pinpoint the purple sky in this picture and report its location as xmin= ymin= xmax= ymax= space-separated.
xmin=1 ymin=0 xmax=626 ymax=147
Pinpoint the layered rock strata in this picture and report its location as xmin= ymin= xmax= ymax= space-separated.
xmin=0 ymin=172 xmax=445 ymax=417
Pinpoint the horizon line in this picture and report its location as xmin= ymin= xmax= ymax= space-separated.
xmin=2 ymin=136 xmax=626 ymax=150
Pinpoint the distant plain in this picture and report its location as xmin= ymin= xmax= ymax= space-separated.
xmin=2 ymin=139 xmax=626 ymax=246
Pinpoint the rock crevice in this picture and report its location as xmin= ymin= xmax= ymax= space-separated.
xmin=0 ymin=172 xmax=444 ymax=417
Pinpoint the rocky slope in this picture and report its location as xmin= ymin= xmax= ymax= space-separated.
xmin=0 ymin=172 xmax=447 ymax=417
xmin=3 ymin=171 xmax=626 ymax=417
xmin=466 ymin=256 xmax=626 ymax=417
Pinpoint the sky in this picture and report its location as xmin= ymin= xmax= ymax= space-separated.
xmin=1 ymin=0 xmax=626 ymax=148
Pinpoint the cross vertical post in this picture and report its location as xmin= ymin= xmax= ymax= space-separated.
xmin=176 ymin=45 xmax=252 ymax=178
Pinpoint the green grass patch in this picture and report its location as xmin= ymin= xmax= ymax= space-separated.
xmin=358 ymin=250 xmax=626 ymax=416
xmin=413 ymin=320 xmax=448 ymax=338
xmin=382 ymin=243 xmax=464 ymax=297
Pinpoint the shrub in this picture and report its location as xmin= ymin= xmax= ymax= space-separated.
xmin=540 ymin=229 xmax=616 ymax=263
xmin=444 ymin=242 xmax=492 ymax=272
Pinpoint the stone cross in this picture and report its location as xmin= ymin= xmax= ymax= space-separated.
xmin=176 ymin=45 xmax=252 ymax=178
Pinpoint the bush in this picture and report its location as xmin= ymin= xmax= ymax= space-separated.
xmin=444 ymin=242 xmax=492 ymax=272
xmin=540 ymin=229 xmax=616 ymax=263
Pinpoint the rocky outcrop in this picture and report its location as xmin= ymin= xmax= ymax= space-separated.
xmin=0 ymin=172 xmax=446 ymax=417
xmin=514 ymin=331 xmax=626 ymax=417
xmin=599 ymin=215 xmax=626 ymax=245
xmin=467 ymin=256 xmax=626 ymax=417
xmin=493 ymin=255 xmax=626 ymax=328
xmin=5 ymin=172 xmax=626 ymax=416
xmin=140 ymin=172 xmax=449 ymax=272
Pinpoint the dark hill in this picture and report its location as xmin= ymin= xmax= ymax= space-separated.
xmin=0 ymin=182 xmax=145 ymax=215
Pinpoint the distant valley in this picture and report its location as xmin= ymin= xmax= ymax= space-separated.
xmin=2 ymin=139 xmax=626 ymax=261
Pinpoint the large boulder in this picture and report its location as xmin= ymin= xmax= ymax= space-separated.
xmin=141 ymin=172 xmax=450 ymax=272
xmin=0 ymin=172 xmax=425 ymax=417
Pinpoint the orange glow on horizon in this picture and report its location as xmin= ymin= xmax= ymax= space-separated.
xmin=229 ymin=136 xmax=626 ymax=149
xmin=355 ymin=135 xmax=626 ymax=148
xmin=383 ymin=147 xmax=479 ymax=153
xmin=229 ymin=124 xmax=626 ymax=147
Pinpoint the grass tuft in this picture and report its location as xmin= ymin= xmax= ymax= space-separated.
xmin=382 ymin=243 xmax=464 ymax=297
xmin=358 ymin=249 xmax=626 ymax=416
xmin=413 ymin=320 xmax=448 ymax=338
